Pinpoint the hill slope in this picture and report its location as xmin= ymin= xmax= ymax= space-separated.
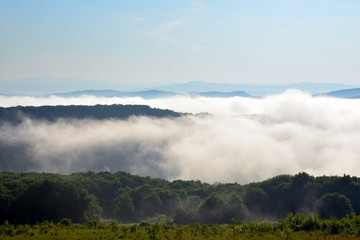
xmin=320 ymin=88 xmax=360 ymax=99
xmin=0 ymin=104 xmax=183 ymax=123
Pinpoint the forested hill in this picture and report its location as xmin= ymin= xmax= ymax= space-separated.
xmin=0 ymin=171 xmax=359 ymax=225
xmin=0 ymin=104 xmax=182 ymax=123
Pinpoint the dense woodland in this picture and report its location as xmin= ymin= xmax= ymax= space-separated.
xmin=0 ymin=104 xmax=183 ymax=123
xmin=0 ymin=171 xmax=359 ymax=225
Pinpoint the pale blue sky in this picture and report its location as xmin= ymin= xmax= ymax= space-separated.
xmin=0 ymin=0 xmax=359 ymax=85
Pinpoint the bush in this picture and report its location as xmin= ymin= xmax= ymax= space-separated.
xmin=59 ymin=218 xmax=72 ymax=226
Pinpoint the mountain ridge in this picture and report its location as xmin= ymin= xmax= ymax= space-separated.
xmin=48 ymin=89 xmax=254 ymax=98
xmin=0 ymin=77 xmax=357 ymax=96
xmin=319 ymin=88 xmax=360 ymax=99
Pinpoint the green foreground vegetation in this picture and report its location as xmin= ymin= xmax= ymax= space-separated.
xmin=2 ymin=171 xmax=360 ymax=239
xmin=1 ymin=171 xmax=360 ymax=225
xmin=3 ymin=214 xmax=360 ymax=240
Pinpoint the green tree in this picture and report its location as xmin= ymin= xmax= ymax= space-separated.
xmin=198 ymin=192 xmax=226 ymax=223
xmin=243 ymin=186 xmax=267 ymax=215
xmin=131 ymin=185 xmax=162 ymax=219
xmin=223 ymin=194 xmax=249 ymax=223
xmin=112 ymin=189 xmax=135 ymax=222
xmin=186 ymin=195 xmax=201 ymax=209
xmin=9 ymin=180 xmax=102 ymax=224
xmin=315 ymin=193 xmax=353 ymax=219
xmin=174 ymin=207 xmax=198 ymax=224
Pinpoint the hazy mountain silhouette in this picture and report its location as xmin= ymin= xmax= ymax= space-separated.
xmin=50 ymin=89 xmax=254 ymax=98
xmin=157 ymin=81 xmax=356 ymax=96
xmin=319 ymin=88 xmax=360 ymax=99
xmin=0 ymin=77 xmax=356 ymax=96
xmin=51 ymin=90 xmax=179 ymax=98
xmin=0 ymin=77 xmax=147 ymax=95
xmin=190 ymin=91 xmax=253 ymax=98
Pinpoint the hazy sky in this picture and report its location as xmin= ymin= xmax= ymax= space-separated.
xmin=1 ymin=0 xmax=359 ymax=85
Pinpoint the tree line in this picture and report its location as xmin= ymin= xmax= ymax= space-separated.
xmin=0 ymin=104 xmax=183 ymax=123
xmin=0 ymin=171 xmax=358 ymax=224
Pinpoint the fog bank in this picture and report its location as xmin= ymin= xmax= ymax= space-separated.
xmin=1 ymin=90 xmax=360 ymax=183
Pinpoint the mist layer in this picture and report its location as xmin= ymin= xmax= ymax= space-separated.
xmin=1 ymin=90 xmax=360 ymax=183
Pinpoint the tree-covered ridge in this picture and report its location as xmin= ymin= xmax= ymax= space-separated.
xmin=0 ymin=171 xmax=359 ymax=225
xmin=0 ymin=104 xmax=183 ymax=123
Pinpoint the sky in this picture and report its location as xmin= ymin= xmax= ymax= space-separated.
xmin=0 ymin=0 xmax=359 ymax=85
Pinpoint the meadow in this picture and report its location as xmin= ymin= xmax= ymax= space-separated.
xmin=2 ymin=214 xmax=360 ymax=240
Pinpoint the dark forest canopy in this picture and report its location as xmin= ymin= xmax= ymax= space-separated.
xmin=0 ymin=171 xmax=359 ymax=225
xmin=0 ymin=104 xmax=183 ymax=123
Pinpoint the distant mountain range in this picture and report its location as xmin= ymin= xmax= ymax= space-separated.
xmin=0 ymin=77 xmax=357 ymax=97
xmin=0 ymin=77 xmax=142 ymax=95
xmin=47 ymin=88 xmax=360 ymax=99
xmin=189 ymin=91 xmax=253 ymax=98
xmin=319 ymin=88 xmax=360 ymax=99
xmin=50 ymin=89 xmax=253 ymax=98
xmin=51 ymin=90 xmax=178 ymax=98
xmin=154 ymin=81 xmax=357 ymax=96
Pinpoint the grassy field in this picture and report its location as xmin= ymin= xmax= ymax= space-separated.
xmin=3 ymin=215 xmax=360 ymax=240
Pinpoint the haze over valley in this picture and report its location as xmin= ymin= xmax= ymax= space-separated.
xmin=1 ymin=90 xmax=359 ymax=184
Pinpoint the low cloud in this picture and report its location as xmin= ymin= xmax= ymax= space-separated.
xmin=1 ymin=90 xmax=360 ymax=183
